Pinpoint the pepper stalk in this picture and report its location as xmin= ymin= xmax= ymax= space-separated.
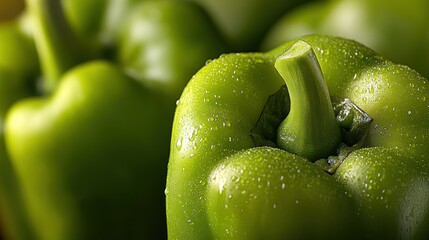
xmin=26 ymin=0 xmax=91 ymax=94
xmin=275 ymin=40 xmax=341 ymax=161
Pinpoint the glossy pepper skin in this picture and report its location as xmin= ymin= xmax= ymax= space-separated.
xmin=166 ymin=35 xmax=429 ymax=239
xmin=1 ymin=0 xmax=227 ymax=239
xmin=262 ymin=0 xmax=429 ymax=78
xmin=0 ymin=16 xmax=39 ymax=240
xmin=62 ymin=0 xmax=314 ymax=54
xmin=183 ymin=0 xmax=312 ymax=51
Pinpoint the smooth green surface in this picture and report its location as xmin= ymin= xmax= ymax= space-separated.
xmin=26 ymin=0 xmax=91 ymax=93
xmin=6 ymin=62 xmax=171 ymax=240
xmin=187 ymin=0 xmax=312 ymax=51
xmin=336 ymin=147 xmax=429 ymax=239
xmin=206 ymin=147 xmax=362 ymax=239
xmin=1 ymin=0 xmax=228 ymax=239
xmin=0 ymin=22 xmax=38 ymax=118
xmin=166 ymin=35 xmax=429 ymax=239
xmin=262 ymin=0 xmax=429 ymax=78
xmin=117 ymin=1 xmax=228 ymax=102
xmin=0 ymin=17 xmax=38 ymax=240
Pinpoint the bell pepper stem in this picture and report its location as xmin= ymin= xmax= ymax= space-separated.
xmin=275 ymin=40 xmax=341 ymax=162
xmin=26 ymin=0 xmax=90 ymax=93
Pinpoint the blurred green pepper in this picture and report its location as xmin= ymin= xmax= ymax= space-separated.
xmin=186 ymin=0 xmax=312 ymax=51
xmin=0 ymin=14 xmax=39 ymax=240
xmin=1 ymin=0 xmax=227 ymax=239
xmin=262 ymin=0 xmax=429 ymax=78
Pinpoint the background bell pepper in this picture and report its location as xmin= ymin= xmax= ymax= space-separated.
xmin=166 ymin=34 xmax=429 ymax=239
xmin=181 ymin=0 xmax=313 ymax=51
xmin=0 ymin=12 xmax=39 ymax=240
xmin=262 ymin=0 xmax=429 ymax=78
xmin=0 ymin=0 xmax=228 ymax=239
xmin=0 ymin=0 xmax=327 ymax=239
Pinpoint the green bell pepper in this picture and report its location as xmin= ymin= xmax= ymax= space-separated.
xmin=61 ymin=0 xmax=143 ymax=56
xmin=183 ymin=0 xmax=313 ymax=51
xmin=62 ymin=0 xmax=314 ymax=54
xmin=166 ymin=35 xmax=429 ymax=239
xmin=262 ymin=0 xmax=429 ymax=78
xmin=0 ymin=15 xmax=39 ymax=240
xmin=1 ymin=0 xmax=227 ymax=239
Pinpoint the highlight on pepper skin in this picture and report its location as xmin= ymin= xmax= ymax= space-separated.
xmin=166 ymin=35 xmax=429 ymax=239
xmin=262 ymin=0 xmax=429 ymax=78
xmin=0 ymin=0 xmax=428 ymax=239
